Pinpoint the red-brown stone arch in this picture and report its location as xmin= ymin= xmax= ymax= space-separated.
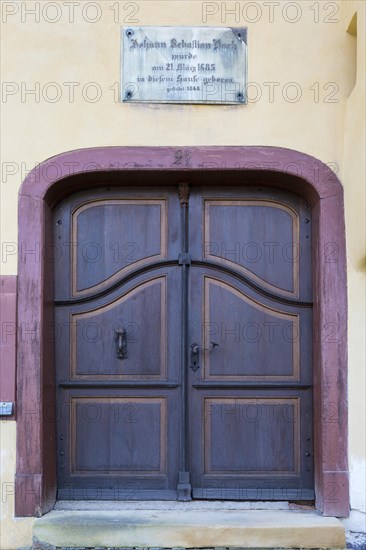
xmin=15 ymin=146 xmax=349 ymax=517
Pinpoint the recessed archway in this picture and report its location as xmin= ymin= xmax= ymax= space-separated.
xmin=15 ymin=146 xmax=349 ymax=517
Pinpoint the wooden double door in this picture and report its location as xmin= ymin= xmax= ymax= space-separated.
xmin=55 ymin=184 xmax=314 ymax=501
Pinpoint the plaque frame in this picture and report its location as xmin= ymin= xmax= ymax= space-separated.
xmin=121 ymin=26 xmax=248 ymax=105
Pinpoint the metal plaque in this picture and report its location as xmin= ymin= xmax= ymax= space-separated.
xmin=0 ymin=402 xmax=14 ymax=416
xmin=122 ymin=26 xmax=247 ymax=104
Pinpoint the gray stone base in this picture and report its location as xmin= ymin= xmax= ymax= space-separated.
xmin=31 ymin=548 xmax=348 ymax=550
xmin=346 ymin=531 xmax=366 ymax=550
xmin=31 ymin=510 xmax=346 ymax=550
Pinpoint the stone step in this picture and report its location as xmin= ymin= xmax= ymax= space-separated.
xmin=32 ymin=510 xmax=346 ymax=549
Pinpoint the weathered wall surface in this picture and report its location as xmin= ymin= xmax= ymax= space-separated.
xmin=340 ymin=0 xmax=366 ymax=533
xmin=0 ymin=1 xmax=365 ymax=547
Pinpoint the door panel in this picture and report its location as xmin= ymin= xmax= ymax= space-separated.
xmin=57 ymin=388 xmax=179 ymax=500
xmin=188 ymin=187 xmax=313 ymax=500
xmin=188 ymin=268 xmax=313 ymax=499
xmin=71 ymin=277 xmax=168 ymax=379
xmin=189 ymin=186 xmax=312 ymax=302
xmin=55 ymin=187 xmax=181 ymax=500
xmin=190 ymin=389 xmax=313 ymax=500
xmin=203 ymin=199 xmax=299 ymax=297
xmin=54 ymin=186 xmax=180 ymax=302
xmin=72 ymin=199 xmax=167 ymax=296
xmin=202 ymin=276 xmax=299 ymax=380
xmin=204 ymin=397 xmax=299 ymax=473
xmin=71 ymin=397 xmax=167 ymax=474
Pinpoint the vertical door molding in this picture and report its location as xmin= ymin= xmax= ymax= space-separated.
xmin=15 ymin=146 xmax=349 ymax=517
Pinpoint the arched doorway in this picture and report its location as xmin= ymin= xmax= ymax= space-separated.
xmin=14 ymin=146 xmax=349 ymax=517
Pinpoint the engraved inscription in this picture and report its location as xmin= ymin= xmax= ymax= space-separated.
xmin=122 ymin=27 xmax=247 ymax=104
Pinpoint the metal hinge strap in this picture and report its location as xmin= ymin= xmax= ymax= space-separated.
xmin=178 ymin=252 xmax=191 ymax=266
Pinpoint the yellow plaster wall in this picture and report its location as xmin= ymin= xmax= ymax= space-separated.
xmin=0 ymin=0 xmax=359 ymax=277
xmin=0 ymin=422 xmax=34 ymax=549
xmin=0 ymin=1 xmax=365 ymax=547
xmin=340 ymin=0 xmax=366 ymax=515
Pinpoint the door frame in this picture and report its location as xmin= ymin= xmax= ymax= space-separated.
xmin=15 ymin=146 xmax=349 ymax=517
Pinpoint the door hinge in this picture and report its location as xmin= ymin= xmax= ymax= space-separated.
xmin=177 ymin=471 xmax=192 ymax=501
xmin=179 ymin=253 xmax=191 ymax=266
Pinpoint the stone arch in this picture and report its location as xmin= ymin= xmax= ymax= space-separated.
xmin=15 ymin=146 xmax=349 ymax=517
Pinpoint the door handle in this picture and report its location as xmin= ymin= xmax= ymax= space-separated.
xmin=115 ymin=328 xmax=128 ymax=360
xmin=190 ymin=342 xmax=219 ymax=372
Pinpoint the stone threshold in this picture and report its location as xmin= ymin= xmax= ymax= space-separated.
xmin=54 ymin=500 xmax=294 ymax=511
xmin=32 ymin=509 xmax=346 ymax=549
